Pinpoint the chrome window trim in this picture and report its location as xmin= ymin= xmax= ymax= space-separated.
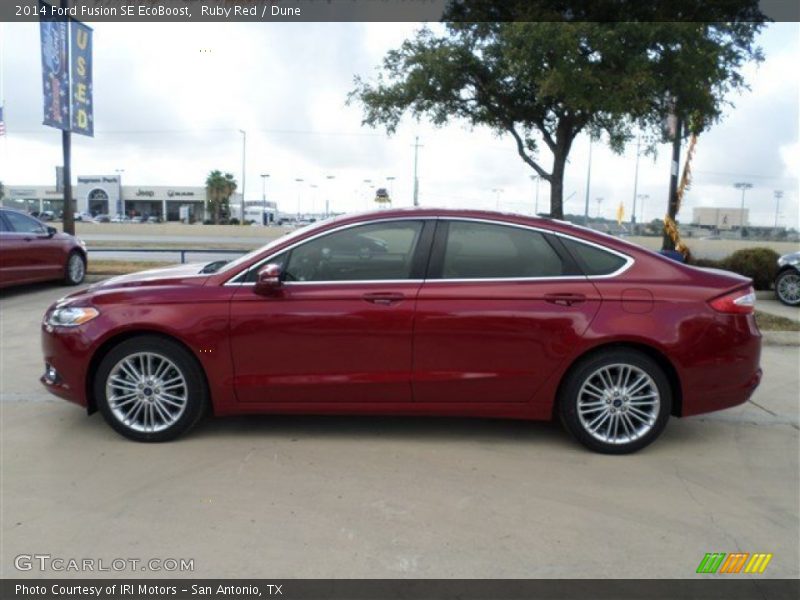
xmin=224 ymin=215 xmax=634 ymax=286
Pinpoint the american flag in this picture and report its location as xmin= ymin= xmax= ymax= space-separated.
xmin=0 ymin=105 xmax=5 ymax=136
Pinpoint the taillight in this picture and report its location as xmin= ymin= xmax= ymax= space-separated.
xmin=709 ymin=286 xmax=756 ymax=314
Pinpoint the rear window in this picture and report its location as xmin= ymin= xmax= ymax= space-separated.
xmin=560 ymin=237 xmax=627 ymax=276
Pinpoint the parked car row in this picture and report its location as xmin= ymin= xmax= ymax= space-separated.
xmin=24 ymin=211 xmax=163 ymax=224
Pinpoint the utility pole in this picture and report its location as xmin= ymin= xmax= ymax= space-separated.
xmin=733 ymin=181 xmax=753 ymax=232
xmin=412 ymin=136 xmax=422 ymax=206
xmin=260 ymin=173 xmax=269 ymax=225
xmin=114 ymin=168 xmax=124 ymax=217
xmin=637 ymin=193 xmax=649 ymax=226
xmin=662 ymin=116 xmax=683 ymax=251
xmin=294 ymin=177 xmax=304 ymax=220
xmin=386 ymin=176 xmax=396 ymax=207
xmin=61 ymin=0 xmax=74 ymax=236
xmin=773 ymin=190 xmax=783 ymax=231
xmin=631 ymin=135 xmax=641 ymax=225
xmin=583 ymin=137 xmax=593 ymax=224
xmin=239 ymin=129 xmax=246 ymax=224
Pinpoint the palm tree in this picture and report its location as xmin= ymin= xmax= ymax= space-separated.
xmin=205 ymin=171 xmax=238 ymax=224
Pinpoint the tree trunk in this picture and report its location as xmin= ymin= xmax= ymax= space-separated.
xmin=548 ymin=151 xmax=567 ymax=219
xmin=662 ymin=117 xmax=683 ymax=251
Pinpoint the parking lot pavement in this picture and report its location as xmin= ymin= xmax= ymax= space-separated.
xmin=757 ymin=295 xmax=800 ymax=323
xmin=1 ymin=284 xmax=798 ymax=579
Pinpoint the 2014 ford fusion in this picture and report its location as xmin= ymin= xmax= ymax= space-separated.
xmin=40 ymin=209 xmax=761 ymax=453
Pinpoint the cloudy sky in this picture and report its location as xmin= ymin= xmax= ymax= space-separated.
xmin=0 ymin=21 xmax=797 ymax=227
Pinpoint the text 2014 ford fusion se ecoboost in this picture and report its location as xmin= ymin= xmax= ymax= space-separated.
xmin=40 ymin=209 xmax=761 ymax=453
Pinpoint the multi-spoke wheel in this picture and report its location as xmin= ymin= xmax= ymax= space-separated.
xmin=95 ymin=336 xmax=208 ymax=442
xmin=559 ymin=349 xmax=671 ymax=454
xmin=775 ymin=270 xmax=800 ymax=307
xmin=64 ymin=251 xmax=86 ymax=285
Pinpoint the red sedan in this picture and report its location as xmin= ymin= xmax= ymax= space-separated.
xmin=1 ymin=208 xmax=88 ymax=288
xmin=40 ymin=209 xmax=761 ymax=453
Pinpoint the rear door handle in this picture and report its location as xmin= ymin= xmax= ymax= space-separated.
xmin=544 ymin=293 xmax=586 ymax=307
xmin=363 ymin=292 xmax=405 ymax=305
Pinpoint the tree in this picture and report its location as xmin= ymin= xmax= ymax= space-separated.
xmin=0 ymin=181 xmax=4 ymax=203
xmin=205 ymin=170 xmax=238 ymax=224
xmin=349 ymin=0 xmax=765 ymax=219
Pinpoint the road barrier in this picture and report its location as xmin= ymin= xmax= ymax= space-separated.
xmin=88 ymin=248 xmax=247 ymax=264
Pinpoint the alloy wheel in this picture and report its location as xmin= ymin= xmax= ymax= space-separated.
xmin=105 ymin=352 xmax=188 ymax=433
xmin=576 ymin=363 xmax=661 ymax=445
xmin=777 ymin=272 xmax=800 ymax=306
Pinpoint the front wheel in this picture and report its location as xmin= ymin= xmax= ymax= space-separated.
xmin=558 ymin=349 xmax=672 ymax=454
xmin=94 ymin=336 xmax=208 ymax=442
xmin=64 ymin=251 xmax=86 ymax=285
xmin=775 ymin=269 xmax=800 ymax=307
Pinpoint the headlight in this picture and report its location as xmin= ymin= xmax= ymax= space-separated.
xmin=47 ymin=306 xmax=99 ymax=327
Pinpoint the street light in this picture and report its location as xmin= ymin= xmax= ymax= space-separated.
xmin=386 ymin=176 xmax=396 ymax=207
xmin=774 ymin=190 xmax=783 ymax=231
xmin=294 ymin=178 xmax=304 ymax=219
xmin=325 ymin=175 xmax=335 ymax=217
xmin=733 ymin=182 xmax=753 ymax=232
xmin=114 ymin=168 xmax=124 ymax=216
xmin=492 ymin=188 xmax=504 ymax=210
xmin=260 ymin=173 xmax=270 ymax=226
xmin=637 ymin=193 xmax=649 ymax=226
xmin=596 ymin=197 xmax=604 ymax=218
xmin=238 ymin=129 xmax=246 ymax=224
xmin=530 ymin=175 xmax=540 ymax=216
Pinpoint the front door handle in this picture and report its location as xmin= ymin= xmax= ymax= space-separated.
xmin=544 ymin=293 xmax=586 ymax=307
xmin=363 ymin=292 xmax=405 ymax=305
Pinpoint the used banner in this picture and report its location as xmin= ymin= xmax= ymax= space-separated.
xmin=70 ymin=20 xmax=93 ymax=136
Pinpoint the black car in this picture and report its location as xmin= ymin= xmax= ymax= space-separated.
xmin=775 ymin=251 xmax=800 ymax=306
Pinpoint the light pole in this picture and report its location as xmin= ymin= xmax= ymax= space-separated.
xmin=774 ymin=190 xmax=783 ymax=231
xmin=386 ymin=176 xmax=396 ymax=207
xmin=492 ymin=188 xmax=504 ymax=210
xmin=733 ymin=182 xmax=753 ymax=232
xmin=238 ymin=129 xmax=246 ymax=224
xmin=637 ymin=194 xmax=649 ymax=227
xmin=631 ymin=135 xmax=641 ymax=224
xmin=294 ymin=178 xmax=304 ymax=220
xmin=530 ymin=175 xmax=540 ymax=216
xmin=325 ymin=175 xmax=335 ymax=217
xmin=363 ymin=179 xmax=373 ymax=210
xmin=596 ymin=197 xmax=604 ymax=219
xmin=309 ymin=183 xmax=318 ymax=216
xmin=114 ymin=168 xmax=124 ymax=217
xmin=260 ymin=173 xmax=269 ymax=225
xmin=583 ymin=137 xmax=593 ymax=224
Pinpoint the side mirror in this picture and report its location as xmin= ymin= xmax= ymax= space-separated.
xmin=46 ymin=226 xmax=58 ymax=238
xmin=254 ymin=263 xmax=283 ymax=295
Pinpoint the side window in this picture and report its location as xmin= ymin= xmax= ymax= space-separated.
xmin=0 ymin=214 xmax=9 ymax=232
xmin=4 ymin=211 xmax=46 ymax=234
xmin=560 ymin=237 xmax=627 ymax=276
xmin=281 ymin=221 xmax=424 ymax=282
xmin=441 ymin=221 xmax=564 ymax=279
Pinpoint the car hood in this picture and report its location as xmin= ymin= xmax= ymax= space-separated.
xmin=89 ymin=263 xmax=210 ymax=290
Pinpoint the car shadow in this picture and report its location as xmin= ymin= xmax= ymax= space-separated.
xmin=188 ymin=413 xmax=571 ymax=447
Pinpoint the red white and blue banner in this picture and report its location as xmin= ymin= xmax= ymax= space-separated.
xmin=39 ymin=3 xmax=69 ymax=130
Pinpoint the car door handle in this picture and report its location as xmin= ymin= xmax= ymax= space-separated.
xmin=362 ymin=292 xmax=405 ymax=305
xmin=544 ymin=293 xmax=586 ymax=307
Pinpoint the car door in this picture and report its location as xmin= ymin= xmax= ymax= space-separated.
xmin=229 ymin=219 xmax=434 ymax=404
xmin=1 ymin=210 xmax=63 ymax=284
xmin=412 ymin=219 xmax=604 ymax=405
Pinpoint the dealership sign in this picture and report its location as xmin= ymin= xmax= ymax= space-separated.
xmin=39 ymin=2 xmax=93 ymax=136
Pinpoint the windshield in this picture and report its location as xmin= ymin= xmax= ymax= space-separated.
xmin=212 ymin=218 xmax=337 ymax=277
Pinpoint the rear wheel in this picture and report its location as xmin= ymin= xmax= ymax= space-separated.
xmin=775 ymin=269 xmax=800 ymax=307
xmin=94 ymin=336 xmax=208 ymax=442
xmin=64 ymin=251 xmax=86 ymax=285
xmin=558 ymin=349 xmax=672 ymax=454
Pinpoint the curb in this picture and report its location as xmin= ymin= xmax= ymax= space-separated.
xmin=762 ymin=331 xmax=800 ymax=347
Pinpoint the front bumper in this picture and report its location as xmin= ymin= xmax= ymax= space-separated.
xmin=40 ymin=322 xmax=93 ymax=408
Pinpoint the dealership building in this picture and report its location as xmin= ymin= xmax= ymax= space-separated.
xmin=0 ymin=174 xmax=274 ymax=222
xmin=691 ymin=207 xmax=749 ymax=230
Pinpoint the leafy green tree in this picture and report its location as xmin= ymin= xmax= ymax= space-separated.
xmin=205 ymin=170 xmax=237 ymax=224
xmin=0 ymin=181 xmax=5 ymax=203
xmin=350 ymin=0 xmax=765 ymax=219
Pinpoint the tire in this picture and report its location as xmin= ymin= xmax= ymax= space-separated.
xmin=558 ymin=349 xmax=672 ymax=454
xmin=94 ymin=335 xmax=209 ymax=442
xmin=64 ymin=251 xmax=86 ymax=285
xmin=775 ymin=269 xmax=800 ymax=307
